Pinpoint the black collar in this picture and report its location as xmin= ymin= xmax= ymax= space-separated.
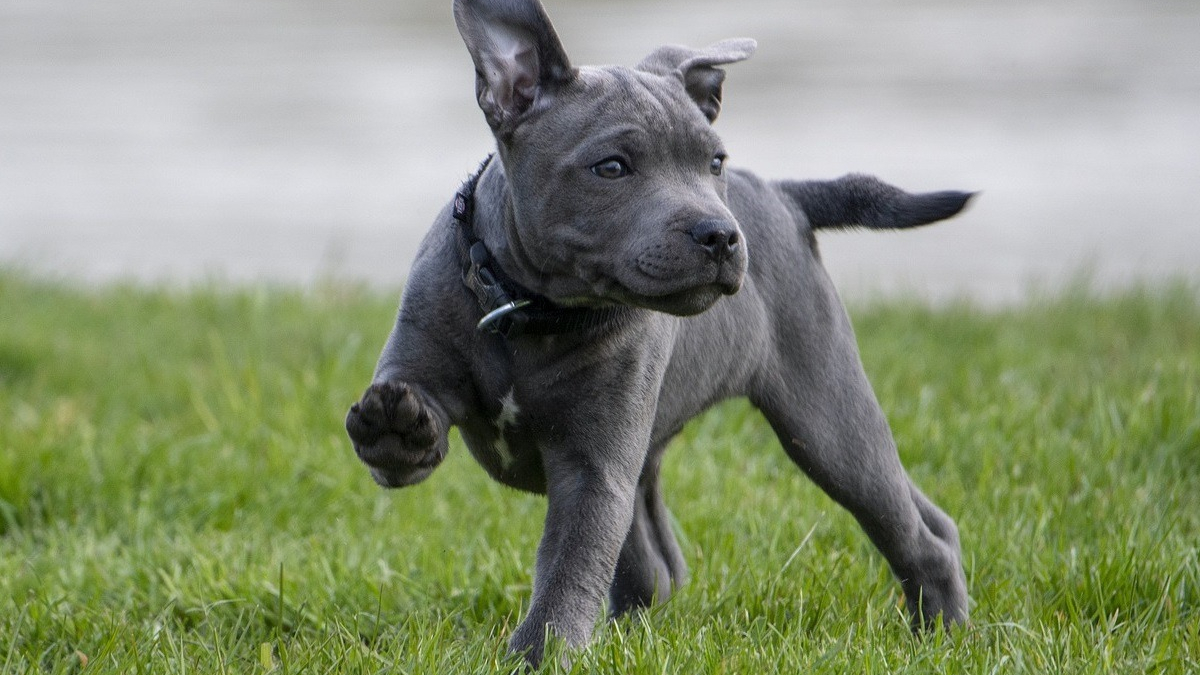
xmin=452 ymin=155 xmax=627 ymax=338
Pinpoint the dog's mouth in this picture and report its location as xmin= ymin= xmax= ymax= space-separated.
xmin=600 ymin=262 xmax=744 ymax=316
xmin=639 ymin=285 xmax=732 ymax=316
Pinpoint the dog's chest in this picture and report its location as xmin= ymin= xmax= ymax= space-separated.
xmin=462 ymin=385 xmax=546 ymax=492
xmin=491 ymin=388 xmax=523 ymax=469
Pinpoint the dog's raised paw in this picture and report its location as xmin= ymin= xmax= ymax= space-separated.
xmin=346 ymin=381 xmax=436 ymax=445
xmin=345 ymin=381 xmax=444 ymax=485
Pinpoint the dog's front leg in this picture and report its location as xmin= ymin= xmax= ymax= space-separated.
xmin=345 ymin=268 xmax=471 ymax=490
xmin=509 ymin=434 xmax=644 ymax=666
xmin=506 ymin=393 xmax=657 ymax=662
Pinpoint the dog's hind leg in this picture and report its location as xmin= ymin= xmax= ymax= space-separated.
xmin=750 ymin=279 xmax=967 ymax=628
xmin=609 ymin=454 xmax=688 ymax=615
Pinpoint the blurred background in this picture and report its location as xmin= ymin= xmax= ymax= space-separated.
xmin=2 ymin=0 xmax=1197 ymax=304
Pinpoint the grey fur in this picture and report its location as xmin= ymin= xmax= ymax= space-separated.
xmin=345 ymin=0 xmax=971 ymax=666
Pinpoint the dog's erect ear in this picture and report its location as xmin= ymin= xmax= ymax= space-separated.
xmin=453 ymin=0 xmax=575 ymax=134
xmin=637 ymin=38 xmax=756 ymax=123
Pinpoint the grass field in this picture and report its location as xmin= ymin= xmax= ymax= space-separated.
xmin=1 ymin=270 xmax=1197 ymax=673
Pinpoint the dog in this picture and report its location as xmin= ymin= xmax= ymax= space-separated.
xmin=345 ymin=0 xmax=970 ymax=665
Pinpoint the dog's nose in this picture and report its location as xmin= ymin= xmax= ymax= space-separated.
xmin=688 ymin=220 xmax=740 ymax=261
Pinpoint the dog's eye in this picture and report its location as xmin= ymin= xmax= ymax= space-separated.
xmin=710 ymin=155 xmax=726 ymax=176
xmin=590 ymin=158 xmax=631 ymax=180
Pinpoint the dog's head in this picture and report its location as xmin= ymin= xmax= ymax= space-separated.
xmin=454 ymin=0 xmax=755 ymax=316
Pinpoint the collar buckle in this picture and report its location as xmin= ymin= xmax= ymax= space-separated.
xmin=477 ymin=299 xmax=533 ymax=334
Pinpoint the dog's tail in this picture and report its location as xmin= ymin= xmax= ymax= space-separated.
xmin=779 ymin=174 xmax=974 ymax=231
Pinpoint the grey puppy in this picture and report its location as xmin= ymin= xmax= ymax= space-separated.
xmin=346 ymin=0 xmax=970 ymax=665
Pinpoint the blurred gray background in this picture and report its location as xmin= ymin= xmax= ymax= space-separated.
xmin=2 ymin=0 xmax=1197 ymax=303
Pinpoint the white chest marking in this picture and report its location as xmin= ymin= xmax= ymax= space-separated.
xmin=493 ymin=388 xmax=520 ymax=470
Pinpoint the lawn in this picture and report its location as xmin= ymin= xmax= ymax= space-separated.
xmin=1 ymin=270 xmax=1197 ymax=673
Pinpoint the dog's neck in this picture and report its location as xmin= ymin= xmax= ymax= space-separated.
xmin=452 ymin=155 xmax=630 ymax=338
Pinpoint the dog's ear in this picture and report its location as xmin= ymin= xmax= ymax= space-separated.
xmin=453 ymin=0 xmax=575 ymax=134
xmin=637 ymin=38 xmax=756 ymax=123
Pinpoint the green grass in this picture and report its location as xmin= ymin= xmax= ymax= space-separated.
xmin=1 ymin=269 xmax=1198 ymax=673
